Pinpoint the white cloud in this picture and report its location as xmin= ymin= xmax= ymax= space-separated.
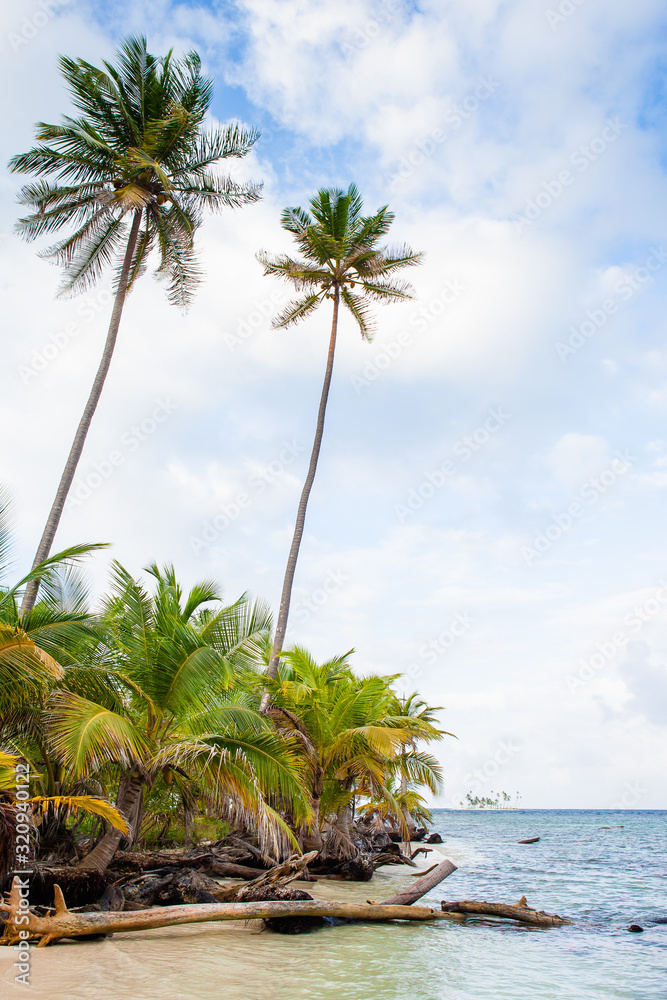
xmin=2 ymin=0 xmax=667 ymax=807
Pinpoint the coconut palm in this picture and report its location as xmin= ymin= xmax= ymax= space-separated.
xmin=0 ymin=493 xmax=129 ymax=863
xmin=263 ymin=647 xmax=441 ymax=855
xmin=10 ymin=35 xmax=261 ymax=615
xmin=356 ymin=780 xmax=434 ymax=837
xmin=0 ymin=751 xmax=128 ymax=886
xmin=257 ymin=186 xmax=423 ymax=702
xmin=389 ymin=692 xmax=450 ymax=837
xmin=0 ymin=484 xmax=106 ymax=709
xmin=43 ymin=562 xmax=308 ymax=871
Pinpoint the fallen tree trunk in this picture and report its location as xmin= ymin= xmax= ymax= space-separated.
xmin=201 ymin=860 xmax=269 ymax=880
xmin=110 ymin=849 xmax=262 ymax=874
xmin=440 ymin=897 xmax=571 ymax=927
xmin=381 ymin=858 xmax=457 ymax=906
xmin=117 ymin=853 xmax=320 ymax=907
xmin=0 ymin=878 xmax=455 ymax=946
xmin=224 ymin=837 xmax=277 ymax=869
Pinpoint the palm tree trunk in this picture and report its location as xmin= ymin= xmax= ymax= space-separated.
xmin=400 ymin=746 xmax=416 ymax=834
xmin=261 ymin=287 xmax=340 ymax=711
xmin=301 ymin=796 xmax=324 ymax=853
xmin=334 ymin=804 xmax=353 ymax=841
xmin=76 ymin=772 xmax=145 ymax=872
xmin=20 ymin=210 xmax=143 ymax=617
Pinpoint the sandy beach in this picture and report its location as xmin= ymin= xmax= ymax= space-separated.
xmin=0 ymin=849 xmax=457 ymax=1000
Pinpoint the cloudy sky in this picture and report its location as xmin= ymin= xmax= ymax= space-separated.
xmin=2 ymin=0 xmax=667 ymax=808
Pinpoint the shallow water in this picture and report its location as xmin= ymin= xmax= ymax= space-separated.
xmin=2 ymin=810 xmax=665 ymax=1000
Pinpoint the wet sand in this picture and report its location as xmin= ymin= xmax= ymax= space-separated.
xmin=1 ymin=851 xmax=454 ymax=1000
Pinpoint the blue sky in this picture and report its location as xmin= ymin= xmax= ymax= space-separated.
xmin=2 ymin=0 xmax=667 ymax=808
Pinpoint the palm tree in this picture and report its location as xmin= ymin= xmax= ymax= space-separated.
xmin=0 ymin=749 xmax=128 ymax=886
xmin=257 ymin=185 xmax=422 ymax=700
xmin=44 ymin=561 xmax=307 ymax=871
xmin=263 ymin=647 xmax=441 ymax=855
xmin=10 ymin=35 xmax=261 ymax=615
xmin=387 ymin=692 xmax=450 ymax=838
xmin=0 ymin=491 xmax=131 ymax=863
xmin=356 ymin=778 xmax=435 ymax=838
xmin=0 ymin=484 xmax=106 ymax=707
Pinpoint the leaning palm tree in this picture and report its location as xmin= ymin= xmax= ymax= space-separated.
xmin=10 ymin=35 xmax=261 ymax=615
xmin=257 ymin=185 xmax=422 ymax=699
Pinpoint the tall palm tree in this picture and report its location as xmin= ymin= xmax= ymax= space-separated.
xmin=257 ymin=185 xmax=422 ymax=701
xmin=10 ymin=35 xmax=262 ymax=615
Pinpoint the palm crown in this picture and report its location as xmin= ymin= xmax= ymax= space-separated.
xmin=258 ymin=183 xmax=423 ymax=337
xmin=9 ymin=34 xmax=261 ymax=307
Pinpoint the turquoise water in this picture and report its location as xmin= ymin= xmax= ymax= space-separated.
xmin=414 ymin=809 xmax=667 ymax=1000
xmin=2 ymin=809 xmax=665 ymax=999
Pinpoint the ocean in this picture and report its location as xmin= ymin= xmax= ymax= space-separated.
xmin=1 ymin=809 xmax=665 ymax=999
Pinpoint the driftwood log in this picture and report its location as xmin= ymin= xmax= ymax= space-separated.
xmin=441 ymin=896 xmax=571 ymax=927
xmin=0 ymin=879 xmax=457 ymax=946
xmin=381 ymin=859 xmax=457 ymax=906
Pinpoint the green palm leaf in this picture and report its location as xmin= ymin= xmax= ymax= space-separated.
xmin=46 ymin=691 xmax=147 ymax=775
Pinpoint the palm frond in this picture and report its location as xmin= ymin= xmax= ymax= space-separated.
xmin=45 ymin=691 xmax=147 ymax=775
xmin=272 ymin=293 xmax=323 ymax=329
xmin=29 ymin=794 xmax=129 ymax=833
xmin=10 ymin=33 xmax=261 ymax=313
xmin=0 ymin=485 xmax=14 ymax=583
xmin=340 ymin=285 xmax=374 ymax=340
